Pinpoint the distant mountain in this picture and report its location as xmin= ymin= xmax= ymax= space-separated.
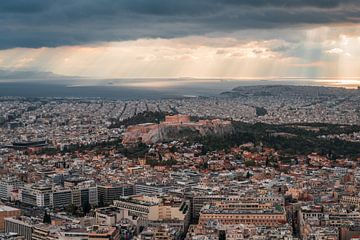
xmin=221 ymin=85 xmax=358 ymax=98
xmin=0 ymin=69 xmax=81 ymax=82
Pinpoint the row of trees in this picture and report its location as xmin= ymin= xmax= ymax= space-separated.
xmin=109 ymin=111 xmax=168 ymax=128
xmin=42 ymin=201 xmax=93 ymax=224
xmin=191 ymin=121 xmax=360 ymax=158
xmin=146 ymin=158 xmax=178 ymax=167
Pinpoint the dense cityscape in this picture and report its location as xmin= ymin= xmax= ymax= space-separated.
xmin=2 ymin=0 xmax=360 ymax=239
xmin=0 ymin=85 xmax=359 ymax=239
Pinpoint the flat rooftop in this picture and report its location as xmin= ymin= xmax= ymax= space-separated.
xmin=0 ymin=205 xmax=20 ymax=212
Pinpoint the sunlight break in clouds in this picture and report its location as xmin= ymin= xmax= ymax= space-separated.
xmin=1 ymin=26 xmax=360 ymax=82
xmin=0 ymin=37 xmax=289 ymax=79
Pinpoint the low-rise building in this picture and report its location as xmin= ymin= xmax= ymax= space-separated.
xmin=0 ymin=206 xmax=21 ymax=232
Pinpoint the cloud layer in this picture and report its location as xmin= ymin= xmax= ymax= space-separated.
xmin=1 ymin=0 xmax=360 ymax=48
xmin=1 ymin=32 xmax=359 ymax=80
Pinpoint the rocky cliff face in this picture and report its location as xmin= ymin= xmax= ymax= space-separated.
xmin=122 ymin=120 xmax=233 ymax=144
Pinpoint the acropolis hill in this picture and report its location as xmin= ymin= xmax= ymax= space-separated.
xmin=122 ymin=114 xmax=232 ymax=144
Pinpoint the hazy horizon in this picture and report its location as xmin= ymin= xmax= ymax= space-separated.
xmin=0 ymin=76 xmax=359 ymax=99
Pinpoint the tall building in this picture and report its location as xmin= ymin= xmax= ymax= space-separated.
xmin=135 ymin=183 xmax=172 ymax=196
xmin=98 ymin=184 xmax=135 ymax=205
xmin=0 ymin=177 xmax=24 ymax=201
xmin=19 ymin=182 xmax=98 ymax=209
xmin=19 ymin=185 xmax=52 ymax=207
xmin=52 ymin=189 xmax=72 ymax=209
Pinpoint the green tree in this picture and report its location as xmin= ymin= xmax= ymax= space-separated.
xmin=43 ymin=211 xmax=51 ymax=224
xmin=66 ymin=204 xmax=78 ymax=216
xmin=82 ymin=202 xmax=91 ymax=215
xmin=244 ymin=160 xmax=255 ymax=167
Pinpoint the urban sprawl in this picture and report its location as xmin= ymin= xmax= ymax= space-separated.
xmin=0 ymin=85 xmax=360 ymax=240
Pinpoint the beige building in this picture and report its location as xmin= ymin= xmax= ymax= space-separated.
xmin=32 ymin=224 xmax=61 ymax=240
xmin=113 ymin=195 xmax=190 ymax=231
xmin=164 ymin=115 xmax=191 ymax=124
xmin=0 ymin=205 xmax=21 ymax=231
xmin=137 ymin=225 xmax=176 ymax=240
xmin=198 ymin=200 xmax=286 ymax=227
xmin=88 ymin=226 xmax=120 ymax=240
xmin=341 ymin=195 xmax=360 ymax=207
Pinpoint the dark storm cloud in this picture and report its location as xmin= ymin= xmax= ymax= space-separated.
xmin=0 ymin=0 xmax=359 ymax=49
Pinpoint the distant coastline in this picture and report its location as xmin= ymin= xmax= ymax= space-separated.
xmin=0 ymin=78 xmax=358 ymax=99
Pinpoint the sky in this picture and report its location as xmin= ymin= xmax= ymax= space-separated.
xmin=1 ymin=0 xmax=360 ymax=86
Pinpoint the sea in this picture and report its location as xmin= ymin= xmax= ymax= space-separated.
xmin=0 ymin=78 xmax=358 ymax=99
